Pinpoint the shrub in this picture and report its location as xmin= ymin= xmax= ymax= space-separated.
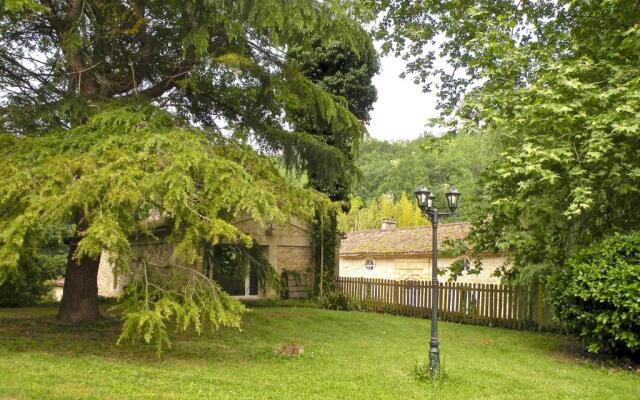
xmin=0 ymin=253 xmax=66 ymax=307
xmin=319 ymin=292 xmax=361 ymax=311
xmin=548 ymin=233 xmax=640 ymax=357
xmin=0 ymin=226 xmax=69 ymax=307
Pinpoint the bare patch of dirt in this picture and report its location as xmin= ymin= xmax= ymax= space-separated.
xmin=275 ymin=343 xmax=304 ymax=357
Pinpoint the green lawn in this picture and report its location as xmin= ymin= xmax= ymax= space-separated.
xmin=0 ymin=305 xmax=637 ymax=399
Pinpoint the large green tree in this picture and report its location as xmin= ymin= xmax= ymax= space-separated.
xmin=0 ymin=0 xmax=369 ymax=347
xmin=288 ymin=34 xmax=380 ymax=202
xmin=363 ymin=1 xmax=640 ymax=283
xmin=286 ymin=33 xmax=379 ymax=296
xmin=353 ymin=134 xmax=491 ymax=218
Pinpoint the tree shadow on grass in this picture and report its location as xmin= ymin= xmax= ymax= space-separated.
xmin=550 ymin=337 xmax=640 ymax=374
xmin=0 ymin=306 xmax=275 ymax=365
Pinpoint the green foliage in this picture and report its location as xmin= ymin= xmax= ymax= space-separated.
xmin=318 ymin=291 xmax=361 ymax=311
xmin=114 ymin=257 xmax=247 ymax=356
xmin=0 ymin=103 xmax=323 ymax=350
xmin=1 ymin=0 xmax=368 ymax=194
xmin=412 ymin=361 xmax=433 ymax=382
xmin=288 ymin=34 xmax=380 ymax=123
xmin=358 ymin=0 xmax=566 ymax=126
xmin=412 ymin=359 xmax=448 ymax=384
xmin=0 ymin=256 xmax=61 ymax=307
xmin=364 ymin=1 xmax=640 ymax=286
xmin=548 ymin=233 xmax=640 ymax=357
xmin=1 ymin=0 xmax=376 ymax=351
xmin=288 ymin=32 xmax=380 ymax=201
xmin=352 ymin=134 xmax=492 ymax=221
xmin=0 ymin=103 xmax=318 ymax=266
xmin=338 ymin=192 xmax=427 ymax=232
xmin=465 ymin=8 xmax=640 ymax=282
xmin=311 ymin=207 xmax=340 ymax=296
xmin=0 ymin=224 xmax=69 ymax=307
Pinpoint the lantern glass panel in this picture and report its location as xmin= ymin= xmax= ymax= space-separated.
xmin=445 ymin=187 xmax=460 ymax=211
xmin=427 ymin=194 xmax=435 ymax=209
xmin=414 ymin=185 xmax=430 ymax=211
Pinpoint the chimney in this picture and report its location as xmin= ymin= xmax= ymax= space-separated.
xmin=381 ymin=219 xmax=396 ymax=230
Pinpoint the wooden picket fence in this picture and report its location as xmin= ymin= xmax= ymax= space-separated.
xmin=336 ymin=277 xmax=555 ymax=329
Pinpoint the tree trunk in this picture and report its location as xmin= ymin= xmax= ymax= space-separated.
xmin=57 ymin=242 xmax=102 ymax=324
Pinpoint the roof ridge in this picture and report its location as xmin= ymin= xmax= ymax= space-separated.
xmin=344 ymin=222 xmax=470 ymax=236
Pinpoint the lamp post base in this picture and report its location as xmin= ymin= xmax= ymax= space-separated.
xmin=429 ymin=339 xmax=440 ymax=377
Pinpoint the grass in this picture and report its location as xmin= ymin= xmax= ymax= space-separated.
xmin=0 ymin=305 xmax=638 ymax=400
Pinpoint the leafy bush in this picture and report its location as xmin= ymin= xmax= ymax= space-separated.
xmin=0 ymin=226 xmax=69 ymax=307
xmin=548 ymin=233 xmax=640 ymax=357
xmin=0 ymin=262 xmax=54 ymax=307
xmin=319 ymin=292 xmax=361 ymax=311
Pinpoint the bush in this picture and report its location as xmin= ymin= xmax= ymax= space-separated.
xmin=0 ymin=253 xmax=66 ymax=307
xmin=319 ymin=292 xmax=361 ymax=311
xmin=0 ymin=225 xmax=69 ymax=307
xmin=548 ymin=233 xmax=640 ymax=357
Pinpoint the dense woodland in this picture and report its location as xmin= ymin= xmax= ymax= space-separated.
xmin=338 ymin=133 xmax=492 ymax=232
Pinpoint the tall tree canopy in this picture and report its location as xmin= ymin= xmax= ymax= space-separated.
xmin=337 ymin=192 xmax=427 ymax=233
xmin=2 ymin=0 xmax=366 ymax=182
xmin=288 ymin=34 xmax=379 ymax=201
xmin=353 ymin=134 xmax=491 ymax=219
xmin=363 ymin=1 xmax=640 ymax=282
xmin=0 ymin=0 xmax=372 ymax=349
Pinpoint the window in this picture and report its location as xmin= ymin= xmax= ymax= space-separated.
xmin=365 ymin=259 xmax=375 ymax=270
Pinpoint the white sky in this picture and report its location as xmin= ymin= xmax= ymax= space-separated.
xmin=366 ymin=54 xmax=441 ymax=142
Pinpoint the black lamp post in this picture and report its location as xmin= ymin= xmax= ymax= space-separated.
xmin=414 ymin=185 xmax=461 ymax=377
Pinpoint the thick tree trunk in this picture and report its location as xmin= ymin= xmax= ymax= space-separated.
xmin=57 ymin=242 xmax=102 ymax=324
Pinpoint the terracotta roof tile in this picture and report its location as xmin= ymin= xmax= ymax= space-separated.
xmin=339 ymin=223 xmax=470 ymax=256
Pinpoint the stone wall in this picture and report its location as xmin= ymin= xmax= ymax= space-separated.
xmin=233 ymin=217 xmax=315 ymax=298
xmin=276 ymin=246 xmax=313 ymax=298
xmin=97 ymin=243 xmax=204 ymax=298
xmin=95 ymin=217 xmax=315 ymax=299
xmin=97 ymin=251 xmax=126 ymax=298
xmin=339 ymin=254 xmax=508 ymax=284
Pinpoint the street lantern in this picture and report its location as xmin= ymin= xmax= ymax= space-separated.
xmin=414 ymin=184 xmax=462 ymax=377
xmin=427 ymin=193 xmax=436 ymax=209
xmin=445 ymin=187 xmax=461 ymax=213
xmin=414 ymin=185 xmax=431 ymax=212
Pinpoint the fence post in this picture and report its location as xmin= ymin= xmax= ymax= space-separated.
xmin=535 ymin=282 xmax=545 ymax=328
xmin=529 ymin=283 xmax=537 ymax=329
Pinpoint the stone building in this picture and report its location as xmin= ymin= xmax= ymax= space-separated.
xmin=339 ymin=221 xmax=508 ymax=284
xmin=96 ymin=216 xmax=316 ymax=299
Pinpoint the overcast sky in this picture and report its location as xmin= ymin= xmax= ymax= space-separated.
xmin=366 ymin=54 xmax=440 ymax=142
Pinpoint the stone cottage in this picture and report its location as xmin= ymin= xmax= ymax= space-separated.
xmin=339 ymin=221 xmax=508 ymax=284
xmin=96 ymin=216 xmax=316 ymax=300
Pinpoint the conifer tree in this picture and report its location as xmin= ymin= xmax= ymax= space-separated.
xmin=288 ymin=33 xmax=379 ymax=202
xmin=0 ymin=0 xmax=369 ymax=348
